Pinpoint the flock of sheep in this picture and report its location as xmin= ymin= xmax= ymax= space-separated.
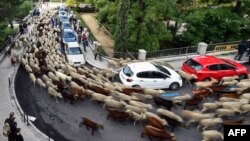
xmin=11 ymin=5 xmax=250 ymax=141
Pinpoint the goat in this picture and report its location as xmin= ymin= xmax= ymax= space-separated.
xmin=141 ymin=125 xmax=176 ymax=141
xmin=107 ymin=108 xmax=130 ymax=125
xmin=79 ymin=117 xmax=104 ymax=136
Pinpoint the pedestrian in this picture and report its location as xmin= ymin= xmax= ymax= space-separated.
xmin=81 ymin=33 xmax=87 ymax=52
xmin=234 ymin=40 xmax=247 ymax=61
xmin=23 ymin=22 xmax=28 ymax=34
xmin=94 ymin=45 xmax=102 ymax=61
xmin=79 ymin=25 xmax=83 ymax=33
xmin=15 ymin=128 xmax=24 ymax=141
xmin=77 ymin=31 xmax=82 ymax=44
xmin=51 ymin=17 xmax=55 ymax=27
xmin=19 ymin=24 xmax=24 ymax=35
xmin=5 ymin=112 xmax=17 ymax=141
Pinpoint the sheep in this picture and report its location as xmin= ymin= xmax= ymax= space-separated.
xmin=25 ymin=64 xmax=32 ymax=73
xmin=47 ymin=87 xmax=62 ymax=103
xmin=172 ymin=94 xmax=192 ymax=104
xmin=176 ymin=70 xmax=197 ymax=87
xmin=131 ymin=92 xmax=153 ymax=102
xmin=216 ymin=109 xmax=236 ymax=117
xmin=111 ymin=91 xmax=138 ymax=101
xmin=156 ymin=108 xmax=183 ymax=123
xmin=90 ymin=92 xmax=112 ymax=103
xmin=143 ymin=88 xmax=164 ymax=96
xmin=180 ymin=110 xmax=214 ymax=125
xmin=48 ymin=72 xmax=59 ymax=81
xmin=201 ymin=130 xmax=223 ymax=141
xmin=124 ymin=103 xmax=147 ymax=114
xmin=42 ymin=74 xmax=51 ymax=83
xmin=219 ymin=76 xmax=239 ymax=85
xmin=145 ymin=112 xmax=168 ymax=126
xmin=55 ymin=71 xmax=72 ymax=82
xmin=241 ymin=104 xmax=250 ymax=114
xmin=195 ymin=78 xmax=218 ymax=89
xmin=240 ymin=79 xmax=250 ymax=82
xmin=36 ymin=78 xmax=46 ymax=88
xmin=125 ymin=110 xmax=146 ymax=126
xmin=240 ymin=93 xmax=250 ymax=101
xmin=129 ymin=100 xmax=153 ymax=109
xmin=70 ymin=71 xmax=86 ymax=79
xmin=237 ymin=81 xmax=250 ymax=88
xmin=219 ymin=97 xmax=240 ymax=102
xmin=29 ymin=73 xmax=36 ymax=86
xmin=221 ymin=100 xmax=248 ymax=113
xmin=46 ymin=81 xmax=58 ymax=90
xmin=221 ymin=80 xmax=238 ymax=86
xmin=66 ymin=64 xmax=77 ymax=72
xmin=107 ymin=59 xmax=118 ymax=68
xmin=197 ymin=118 xmax=223 ymax=131
xmin=103 ymin=98 xmax=126 ymax=110
xmin=201 ymin=102 xmax=221 ymax=112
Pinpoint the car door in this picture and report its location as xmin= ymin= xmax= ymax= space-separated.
xmin=136 ymin=71 xmax=154 ymax=88
xmin=218 ymin=64 xmax=237 ymax=78
xmin=150 ymin=71 xmax=169 ymax=89
xmin=207 ymin=64 xmax=221 ymax=80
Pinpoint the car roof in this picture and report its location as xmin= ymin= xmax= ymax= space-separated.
xmin=192 ymin=55 xmax=225 ymax=66
xmin=127 ymin=62 xmax=157 ymax=73
xmin=66 ymin=42 xmax=80 ymax=48
xmin=63 ymin=29 xmax=74 ymax=32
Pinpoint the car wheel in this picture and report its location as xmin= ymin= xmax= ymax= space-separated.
xmin=169 ymin=82 xmax=179 ymax=91
xmin=239 ymin=74 xmax=246 ymax=80
xmin=132 ymin=85 xmax=140 ymax=88
xmin=202 ymin=78 xmax=211 ymax=82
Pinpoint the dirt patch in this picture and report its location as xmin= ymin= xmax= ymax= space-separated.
xmin=80 ymin=13 xmax=114 ymax=57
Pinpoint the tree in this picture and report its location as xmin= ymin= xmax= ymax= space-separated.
xmin=114 ymin=0 xmax=130 ymax=53
xmin=66 ymin=0 xmax=77 ymax=7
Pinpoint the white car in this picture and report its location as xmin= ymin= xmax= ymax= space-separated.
xmin=119 ymin=62 xmax=182 ymax=90
xmin=65 ymin=42 xmax=85 ymax=67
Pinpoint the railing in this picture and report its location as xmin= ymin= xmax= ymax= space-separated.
xmin=146 ymin=46 xmax=197 ymax=59
xmin=206 ymin=41 xmax=241 ymax=53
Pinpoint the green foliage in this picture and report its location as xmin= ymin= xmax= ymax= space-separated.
xmin=66 ymin=0 xmax=77 ymax=7
xmin=0 ymin=27 xmax=15 ymax=45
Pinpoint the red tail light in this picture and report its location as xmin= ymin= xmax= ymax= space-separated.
xmin=126 ymin=78 xmax=133 ymax=82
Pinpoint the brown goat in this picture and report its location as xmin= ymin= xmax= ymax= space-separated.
xmin=220 ymin=93 xmax=241 ymax=99
xmin=71 ymin=86 xmax=86 ymax=99
xmin=184 ymin=95 xmax=203 ymax=110
xmin=122 ymin=88 xmax=143 ymax=95
xmin=148 ymin=116 xmax=165 ymax=130
xmin=219 ymin=117 xmax=247 ymax=131
xmin=107 ymin=108 xmax=130 ymax=125
xmin=79 ymin=117 xmax=104 ymax=136
xmin=141 ymin=125 xmax=176 ymax=141
xmin=89 ymin=85 xmax=110 ymax=95
xmin=10 ymin=56 xmax=16 ymax=66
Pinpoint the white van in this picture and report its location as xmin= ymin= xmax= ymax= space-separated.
xmin=65 ymin=42 xmax=85 ymax=67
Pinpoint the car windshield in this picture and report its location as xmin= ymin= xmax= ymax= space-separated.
xmin=62 ymin=23 xmax=71 ymax=28
xmin=186 ymin=59 xmax=202 ymax=71
xmin=68 ymin=47 xmax=82 ymax=55
xmin=154 ymin=64 xmax=171 ymax=75
xmin=59 ymin=12 xmax=67 ymax=15
xmin=63 ymin=31 xmax=75 ymax=38
xmin=221 ymin=59 xmax=236 ymax=67
xmin=123 ymin=66 xmax=134 ymax=77
xmin=60 ymin=16 xmax=68 ymax=20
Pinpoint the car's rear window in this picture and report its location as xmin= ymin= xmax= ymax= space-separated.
xmin=63 ymin=31 xmax=75 ymax=38
xmin=154 ymin=65 xmax=171 ymax=75
xmin=185 ymin=59 xmax=202 ymax=71
xmin=68 ymin=47 xmax=82 ymax=55
xmin=123 ymin=66 xmax=134 ymax=77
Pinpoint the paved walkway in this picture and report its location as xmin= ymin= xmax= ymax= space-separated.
xmin=80 ymin=13 xmax=114 ymax=57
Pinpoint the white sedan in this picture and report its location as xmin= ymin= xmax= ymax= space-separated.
xmin=119 ymin=62 xmax=182 ymax=90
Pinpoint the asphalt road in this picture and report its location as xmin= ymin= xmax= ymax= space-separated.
xmin=15 ymin=62 xmax=250 ymax=141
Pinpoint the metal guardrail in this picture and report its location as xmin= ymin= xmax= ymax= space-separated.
xmin=206 ymin=41 xmax=241 ymax=52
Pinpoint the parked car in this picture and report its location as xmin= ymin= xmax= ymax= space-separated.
xmin=182 ymin=55 xmax=249 ymax=81
xmin=59 ymin=5 xmax=67 ymax=12
xmin=65 ymin=42 xmax=85 ymax=67
xmin=119 ymin=62 xmax=182 ymax=90
xmin=59 ymin=11 xmax=68 ymax=17
xmin=62 ymin=29 xmax=77 ymax=43
xmin=61 ymin=21 xmax=72 ymax=30
xmin=59 ymin=15 xmax=69 ymax=23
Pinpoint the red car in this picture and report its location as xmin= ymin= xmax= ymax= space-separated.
xmin=182 ymin=55 xmax=249 ymax=81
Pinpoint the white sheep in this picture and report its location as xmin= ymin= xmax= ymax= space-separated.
xmin=172 ymin=94 xmax=192 ymax=104
xmin=156 ymin=108 xmax=183 ymax=123
xmin=36 ymin=78 xmax=46 ymax=88
xmin=90 ymin=92 xmax=112 ymax=103
xmin=48 ymin=87 xmax=62 ymax=103
xmin=240 ymin=93 xmax=250 ymax=101
xmin=42 ymin=75 xmax=51 ymax=83
xmin=77 ymin=67 xmax=87 ymax=75
xmin=195 ymin=78 xmax=218 ymax=89
xmin=25 ymin=64 xmax=32 ymax=73
xmin=55 ymin=71 xmax=72 ymax=82
xmin=241 ymin=104 xmax=250 ymax=114
xmin=143 ymin=88 xmax=164 ymax=96
xmin=131 ymin=92 xmax=153 ymax=102
xmin=216 ymin=109 xmax=236 ymax=117
xmin=221 ymin=80 xmax=238 ymax=86
xmin=221 ymin=100 xmax=248 ymax=113
xmin=219 ymin=76 xmax=239 ymax=85
xmin=197 ymin=118 xmax=223 ymax=131
xmin=219 ymin=97 xmax=239 ymax=102
xmin=237 ymin=81 xmax=250 ymax=88
xmin=145 ymin=112 xmax=168 ymax=126
xmin=70 ymin=71 xmax=86 ymax=79
xmin=66 ymin=64 xmax=77 ymax=72
xmin=129 ymin=100 xmax=153 ymax=109
xmin=240 ymin=79 xmax=250 ymax=82
xmin=29 ymin=73 xmax=36 ymax=86
xmin=176 ymin=70 xmax=197 ymax=86
xmin=103 ymin=98 xmax=126 ymax=109
xmin=125 ymin=110 xmax=146 ymax=126
xmin=111 ymin=91 xmax=138 ymax=101
xmin=180 ymin=110 xmax=214 ymax=125
xmin=46 ymin=81 xmax=58 ymax=90
xmin=48 ymin=72 xmax=59 ymax=81
xmin=201 ymin=130 xmax=223 ymax=141
xmin=107 ymin=59 xmax=118 ymax=68
xmin=201 ymin=102 xmax=221 ymax=112
xmin=124 ymin=103 xmax=147 ymax=114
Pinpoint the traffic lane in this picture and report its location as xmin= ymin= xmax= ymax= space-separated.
xmin=15 ymin=66 xmax=202 ymax=141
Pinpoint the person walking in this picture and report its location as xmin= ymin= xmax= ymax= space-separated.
xmin=81 ymin=33 xmax=87 ymax=52
xmin=5 ymin=112 xmax=17 ymax=141
xmin=15 ymin=128 xmax=24 ymax=141
xmin=94 ymin=46 xmax=102 ymax=61
xmin=234 ymin=40 xmax=247 ymax=61
xmin=23 ymin=23 xmax=28 ymax=34
xmin=19 ymin=24 xmax=24 ymax=35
